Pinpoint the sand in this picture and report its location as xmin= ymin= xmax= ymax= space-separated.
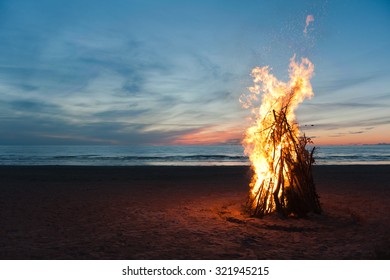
xmin=0 ymin=165 xmax=389 ymax=259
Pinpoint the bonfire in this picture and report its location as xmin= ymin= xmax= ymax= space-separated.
xmin=241 ymin=55 xmax=321 ymax=218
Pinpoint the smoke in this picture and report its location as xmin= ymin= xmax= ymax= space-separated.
xmin=303 ymin=14 xmax=314 ymax=34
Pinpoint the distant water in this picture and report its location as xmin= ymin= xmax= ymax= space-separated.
xmin=0 ymin=145 xmax=389 ymax=166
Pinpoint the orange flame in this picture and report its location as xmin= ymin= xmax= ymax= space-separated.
xmin=241 ymin=54 xmax=314 ymax=214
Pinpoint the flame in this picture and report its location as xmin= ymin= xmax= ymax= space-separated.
xmin=241 ymin=54 xmax=314 ymax=215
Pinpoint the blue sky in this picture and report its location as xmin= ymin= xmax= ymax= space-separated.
xmin=0 ymin=0 xmax=389 ymax=145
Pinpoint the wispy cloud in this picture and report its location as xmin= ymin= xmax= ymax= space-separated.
xmin=314 ymin=72 xmax=385 ymax=95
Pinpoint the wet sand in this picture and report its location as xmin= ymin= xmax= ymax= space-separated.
xmin=0 ymin=165 xmax=389 ymax=259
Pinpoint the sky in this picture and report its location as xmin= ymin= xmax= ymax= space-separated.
xmin=0 ymin=0 xmax=389 ymax=146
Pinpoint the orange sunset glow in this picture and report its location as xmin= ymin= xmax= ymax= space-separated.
xmin=168 ymin=123 xmax=390 ymax=146
xmin=173 ymin=126 xmax=243 ymax=145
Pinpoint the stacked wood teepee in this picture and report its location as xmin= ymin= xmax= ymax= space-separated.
xmin=247 ymin=104 xmax=322 ymax=218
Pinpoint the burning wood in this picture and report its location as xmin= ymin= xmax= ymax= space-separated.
xmin=241 ymin=55 xmax=321 ymax=218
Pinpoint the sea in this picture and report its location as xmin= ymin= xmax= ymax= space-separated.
xmin=0 ymin=145 xmax=389 ymax=166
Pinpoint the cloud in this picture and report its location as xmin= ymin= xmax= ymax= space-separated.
xmin=303 ymin=101 xmax=389 ymax=111
xmin=349 ymin=131 xmax=364 ymax=134
xmin=314 ymin=72 xmax=384 ymax=95
xmin=301 ymin=116 xmax=390 ymax=131
xmin=8 ymin=100 xmax=57 ymax=111
xmin=93 ymin=109 xmax=150 ymax=120
xmin=0 ymin=112 xmax=203 ymax=145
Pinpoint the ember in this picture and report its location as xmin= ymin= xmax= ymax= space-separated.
xmin=241 ymin=55 xmax=321 ymax=218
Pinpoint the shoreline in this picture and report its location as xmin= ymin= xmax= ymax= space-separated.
xmin=0 ymin=161 xmax=389 ymax=166
xmin=0 ymin=165 xmax=389 ymax=259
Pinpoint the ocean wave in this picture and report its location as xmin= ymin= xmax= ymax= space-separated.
xmin=52 ymin=154 xmax=248 ymax=161
xmin=0 ymin=145 xmax=389 ymax=165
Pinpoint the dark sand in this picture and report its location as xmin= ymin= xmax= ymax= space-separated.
xmin=0 ymin=165 xmax=389 ymax=259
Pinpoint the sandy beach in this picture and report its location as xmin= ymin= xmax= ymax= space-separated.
xmin=0 ymin=165 xmax=389 ymax=259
